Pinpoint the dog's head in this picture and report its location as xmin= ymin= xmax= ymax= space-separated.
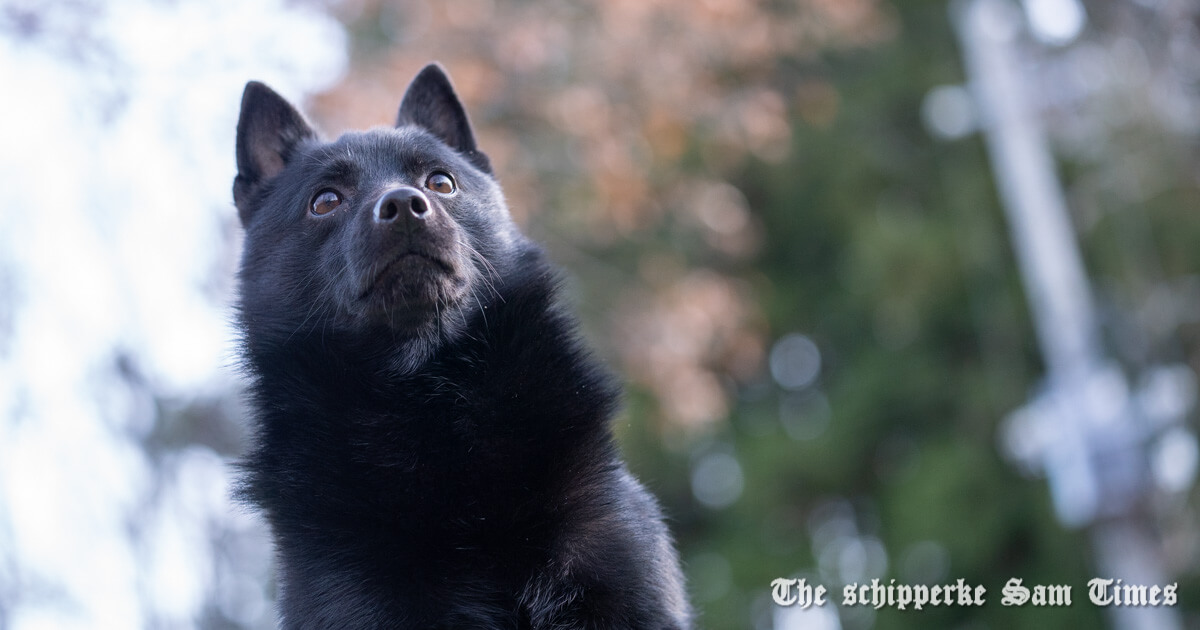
xmin=234 ymin=64 xmax=525 ymax=351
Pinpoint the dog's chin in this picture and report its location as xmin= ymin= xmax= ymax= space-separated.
xmin=358 ymin=255 xmax=467 ymax=331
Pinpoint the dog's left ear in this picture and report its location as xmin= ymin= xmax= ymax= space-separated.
xmin=235 ymin=81 xmax=316 ymax=223
xmin=397 ymin=63 xmax=492 ymax=174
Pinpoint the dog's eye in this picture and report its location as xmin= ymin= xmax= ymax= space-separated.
xmin=425 ymin=172 xmax=456 ymax=195
xmin=310 ymin=189 xmax=343 ymax=215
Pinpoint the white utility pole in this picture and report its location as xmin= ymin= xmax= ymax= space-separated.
xmin=952 ymin=0 xmax=1187 ymax=628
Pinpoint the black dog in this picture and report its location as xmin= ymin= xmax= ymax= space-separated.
xmin=233 ymin=64 xmax=692 ymax=629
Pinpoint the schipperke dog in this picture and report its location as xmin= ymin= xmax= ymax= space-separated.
xmin=232 ymin=64 xmax=692 ymax=629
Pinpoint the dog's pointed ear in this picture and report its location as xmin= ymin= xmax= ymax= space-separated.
xmin=396 ymin=64 xmax=492 ymax=174
xmin=234 ymin=81 xmax=316 ymax=223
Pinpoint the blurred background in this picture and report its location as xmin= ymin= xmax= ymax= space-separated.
xmin=1 ymin=0 xmax=1199 ymax=628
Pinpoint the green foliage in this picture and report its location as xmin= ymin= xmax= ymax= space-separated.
xmin=626 ymin=2 xmax=1113 ymax=627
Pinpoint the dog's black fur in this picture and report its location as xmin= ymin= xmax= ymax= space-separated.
xmin=233 ymin=64 xmax=692 ymax=629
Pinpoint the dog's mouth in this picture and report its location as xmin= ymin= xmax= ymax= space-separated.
xmin=358 ymin=249 xmax=459 ymax=303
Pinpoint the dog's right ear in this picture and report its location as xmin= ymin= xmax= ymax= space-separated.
xmin=234 ymin=81 xmax=315 ymax=223
xmin=396 ymin=64 xmax=492 ymax=174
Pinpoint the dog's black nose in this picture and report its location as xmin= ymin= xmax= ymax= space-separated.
xmin=374 ymin=187 xmax=431 ymax=224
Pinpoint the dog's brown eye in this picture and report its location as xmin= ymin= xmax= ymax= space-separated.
xmin=425 ymin=172 xmax=456 ymax=195
xmin=310 ymin=189 xmax=343 ymax=215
